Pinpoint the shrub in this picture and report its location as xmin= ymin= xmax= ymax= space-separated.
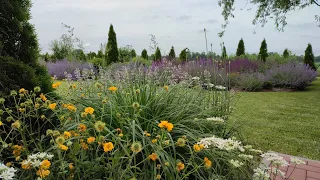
xmin=169 ymin=46 xmax=176 ymax=60
xmin=233 ymin=72 xmax=266 ymax=91
xmin=155 ymin=47 xmax=162 ymax=61
xmin=131 ymin=57 xmax=152 ymax=66
xmin=141 ymin=49 xmax=148 ymax=60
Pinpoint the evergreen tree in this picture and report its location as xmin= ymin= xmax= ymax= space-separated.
xmin=236 ymin=38 xmax=245 ymax=56
xmin=105 ymin=24 xmax=119 ymax=65
xmin=154 ymin=47 xmax=162 ymax=61
xmin=283 ymin=48 xmax=290 ymax=59
xmin=141 ymin=49 xmax=148 ymax=60
xmin=169 ymin=46 xmax=176 ymax=60
xmin=179 ymin=48 xmax=187 ymax=61
xmin=131 ymin=49 xmax=136 ymax=58
xmin=221 ymin=45 xmax=227 ymax=59
xmin=259 ymin=38 xmax=268 ymax=62
xmin=44 ymin=53 xmax=50 ymax=62
xmin=97 ymin=50 xmax=104 ymax=58
xmin=304 ymin=43 xmax=316 ymax=70
xmin=0 ymin=0 xmax=53 ymax=95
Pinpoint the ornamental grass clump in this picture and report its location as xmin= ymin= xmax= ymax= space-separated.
xmin=0 ymin=65 xmax=260 ymax=179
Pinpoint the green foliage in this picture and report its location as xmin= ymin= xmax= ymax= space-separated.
xmin=131 ymin=49 xmax=137 ymax=58
xmin=283 ymin=48 xmax=290 ymax=59
xmin=131 ymin=57 xmax=152 ymax=66
xmin=179 ymin=48 xmax=187 ymax=61
xmin=217 ymin=0 xmax=319 ymax=36
xmin=141 ymin=49 xmax=148 ymax=60
xmin=89 ymin=57 xmax=104 ymax=67
xmin=0 ymin=0 xmax=53 ymax=95
xmin=97 ymin=50 xmax=104 ymax=58
xmin=73 ymin=49 xmax=87 ymax=61
xmin=105 ymin=24 xmax=119 ymax=65
xmin=169 ymin=46 xmax=176 ymax=60
xmin=154 ymin=47 xmax=162 ymax=61
xmin=236 ymin=38 xmax=245 ymax=56
xmin=119 ymin=45 xmax=134 ymax=62
xmin=87 ymin=51 xmax=97 ymax=60
xmin=44 ymin=53 xmax=50 ymax=62
xmin=221 ymin=45 xmax=227 ymax=59
xmin=304 ymin=43 xmax=316 ymax=70
xmin=259 ymin=39 xmax=268 ymax=62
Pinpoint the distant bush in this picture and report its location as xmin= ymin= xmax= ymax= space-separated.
xmin=45 ymin=59 xmax=95 ymax=80
xmin=232 ymin=72 xmax=266 ymax=91
xmin=132 ymin=57 xmax=152 ymax=66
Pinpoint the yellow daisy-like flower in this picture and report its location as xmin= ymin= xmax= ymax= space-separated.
xmin=19 ymin=88 xmax=27 ymax=94
xmin=176 ymin=162 xmax=185 ymax=172
xmin=12 ymin=120 xmax=21 ymax=129
xmin=58 ymin=144 xmax=68 ymax=151
xmin=40 ymin=159 xmax=51 ymax=170
xmin=156 ymin=174 xmax=161 ymax=180
xmin=87 ymin=137 xmax=95 ymax=144
xmin=71 ymin=84 xmax=77 ymax=89
xmin=158 ymin=120 xmax=174 ymax=132
xmin=193 ymin=144 xmax=204 ymax=152
xmin=108 ymin=86 xmax=118 ymax=92
xmin=67 ymin=105 xmax=77 ymax=112
xmin=48 ymin=103 xmax=57 ymax=110
xmin=40 ymin=93 xmax=47 ymax=101
xmin=36 ymin=169 xmax=50 ymax=178
xmin=52 ymin=82 xmax=62 ymax=89
xmin=55 ymin=136 xmax=65 ymax=144
xmin=148 ymin=153 xmax=158 ymax=161
xmin=81 ymin=142 xmax=89 ymax=150
xmin=130 ymin=142 xmax=142 ymax=153
xmin=94 ymin=121 xmax=106 ymax=132
xmin=118 ymin=133 xmax=123 ymax=137
xmin=21 ymin=160 xmax=31 ymax=170
xmin=84 ymin=107 xmax=94 ymax=114
xmin=64 ymin=131 xmax=72 ymax=139
xmin=69 ymin=163 xmax=74 ymax=170
xmin=204 ymin=157 xmax=212 ymax=169
xmin=164 ymin=85 xmax=169 ymax=92
xmin=78 ymin=124 xmax=87 ymax=132
xmin=152 ymin=139 xmax=158 ymax=143
xmin=0 ymin=121 xmax=3 ymax=126
xmin=103 ymin=142 xmax=114 ymax=152
xmin=143 ymin=131 xmax=151 ymax=137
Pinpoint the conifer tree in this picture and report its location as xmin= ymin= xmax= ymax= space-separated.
xmin=236 ymin=38 xmax=245 ymax=56
xmin=105 ymin=24 xmax=119 ymax=65
xmin=155 ymin=47 xmax=162 ymax=61
xmin=169 ymin=46 xmax=176 ymax=60
xmin=283 ymin=48 xmax=289 ymax=58
xmin=141 ymin=49 xmax=148 ymax=60
xmin=259 ymin=38 xmax=268 ymax=62
xmin=304 ymin=43 xmax=316 ymax=70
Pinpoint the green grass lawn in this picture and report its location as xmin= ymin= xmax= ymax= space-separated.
xmin=229 ymin=77 xmax=320 ymax=160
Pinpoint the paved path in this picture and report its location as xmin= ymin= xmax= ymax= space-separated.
xmin=262 ymin=152 xmax=320 ymax=180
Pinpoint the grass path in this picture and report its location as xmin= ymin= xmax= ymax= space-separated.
xmin=229 ymin=78 xmax=320 ymax=160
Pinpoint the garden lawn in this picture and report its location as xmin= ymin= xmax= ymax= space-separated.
xmin=229 ymin=77 xmax=320 ymax=160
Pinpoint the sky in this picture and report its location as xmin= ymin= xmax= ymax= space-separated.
xmin=30 ymin=0 xmax=320 ymax=56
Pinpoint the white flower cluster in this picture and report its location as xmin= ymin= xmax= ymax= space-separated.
xmin=261 ymin=152 xmax=289 ymax=167
xmin=290 ymin=157 xmax=306 ymax=165
xmin=253 ymin=168 xmax=270 ymax=180
xmin=191 ymin=76 xmax=200 ymax=81
xmin=215 ymin=85 xmax=227 ymax=90
xmin=206 ymin=117 xmax=225 ymax=123
xmin=0 ymin=163 xmax=16 ymax=180
xmin=238 ymin=154 xmax=254 ymax=160
xmin=198 ymin=136 xmax=244 ymax=152
xmin=229 ymin=159 xmax=244 ymax=167
xmin=24 ymin=152 xmax=54 ymax=168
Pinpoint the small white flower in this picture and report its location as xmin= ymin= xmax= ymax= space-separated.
xmin=206 ymin=117 xmax=225 ymax=123
xmin=253 ymin=167 xmax=270 ymax=180
xmin=0 ymin=163 xmax=16 ymax=180
xmin=191 ymin=76 xmax=200 ymax=81
xmin=290 ymin=157 xmax=306 ymax=165
xmin=261 ymin=153 xmax=289 ymax=167
xmin=250 ymin=149 xmax=263 ymax=154
xmin=238 ymin=154 xmax=254 ymax=160
xmin=270 ymin=167 xmax=285 ymax=177
xmin=229 ymin=159 xmax=243 ymax=168
xmin=32 ymin=160 xmax=41 ymax=167
xmin=215 ymin=85 xmax=227 ymax=90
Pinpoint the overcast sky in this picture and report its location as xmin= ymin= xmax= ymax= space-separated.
xmin=30 ymin=0 xmax=320 ymax=56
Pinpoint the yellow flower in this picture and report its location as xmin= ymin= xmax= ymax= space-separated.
xmin=6 ymin=162 xmax=12 ymax=167
xmin=164 ymin=85 xmax=169 ymax=92
xmin=19 ymin=88 xmax=26 ymax=94
xmin=158 ymin=120 xmax=174 ymax=132
xmin=55 ymin=136 xmax=65 ymax=144
xmin=35 ymin=103 xmax=40 ymax=109
xmin=67 ymin=105 xmax=77 ymax=112
xmin=62 ymin=104 xmax=68 ymax=108
xmin=69 ymin=163 xmax=74 ymax=170
xmin=103 ymin=142 xmax=114 ymax=152
xmin=156 ymin=174 xmax=161 ymax=180
xmin=108 ymin=86 xmax=118 ymax=92
xmin=81 ymin=142 xmax=89 ymax=150
xmin=52 ymin=82 xmax=62 ymax=89
xmin=71 ymin=84 xmax=77 ymax=89
xmin=58 ymin=144 xmax=68 ymax=151
xmin=40 ymin=159 xmax=51 ymax=170
xmin=176 ymin=138 xmax=186 ymax=147
xmin=40 ymin=93 xmax=47 ymax=101
xmin=118 ymin=133 xmax=123 ymax=137
xmin=144 ymin=131 xmax=151 ymax=137
xmin=0 ymin=121 xmax=3 ymax=126
xmin=176 ymin=162 xmax=185 ymax=172
xmin=130 ymin=142 xmax=142 ymax=153
xmin=12 ymin=120 xmax=21 ymax=129
xmin=204 ymin=157 xmax=212 ymax=169
xmin=48 ymin=103 xmax=57 ymax=110
xmin=84 ymin=107 xmax=94 ymax=114
xmin=94 ymin=121 xmax=106 ymax=132
xmin=87 ymin=137 xmax=95 ymax=144
xmin=81 ymin=112 xmax=88 ymax=118
xmin=78 ymin=124 xmax=87 ymax=132
xmin=21 ymin=160 xmax=31 ymax=170
xmin=193 ymin=144 xmax=204 ymax=152
xmin=64 ymin=131 xmax=72 ymax=139
xmin=165 ymin=162 xmax=170 ymax=166
xmin=152 ymin=139 xmax=157 ymax=144
xmin=148 ymin=153 xmax=158 ymax=161
xmin=36 ymin=169 xmax=50 ymax=178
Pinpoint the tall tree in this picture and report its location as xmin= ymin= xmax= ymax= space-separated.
xmin=131 ymin=49 xmax=136 ymax=58
xmin=105 ymin=24 xmax=119 ymax=65
xmin=236 ymin=38 xmax=245 ymax=56
xmin=304 ymin=43 xmax=316 ymax=70
xmin=169 ymin=46 xmax=176 ymax=60
xmin=221 ymin=44 xmax=227 ymax=59
xmin=283 ymin=48 xmax=290 ymax=58
xmin=179 ymin=48 xmax=187 ymax=61
xmin=97 ymin=50 xmax=104 ymax=58
xmin=0 ymin=0 xmax=53 ymax=94
xmin=154 ymin=47 xmax=162 ymax=61
xmin=141 ymin=49 xmax=148 ymax=60
xmin=259 ymin=39 xmax=268 ymax=62
xmin=217 ymin=0 xmax=320 ymax=37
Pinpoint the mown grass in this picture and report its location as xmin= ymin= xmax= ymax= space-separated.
xmin=229 ymin=77 xmax=320 ymax=160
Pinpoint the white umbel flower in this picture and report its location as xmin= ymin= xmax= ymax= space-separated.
xmin=253 ymin=168 xmax=270 ymax=180
xmin=229 ymin=159 xmax=243 ymax=167
xmin=290 ymin=157 xmax=306 ymax=165
xmin=0 ymin=163 xmax=16 ymax=180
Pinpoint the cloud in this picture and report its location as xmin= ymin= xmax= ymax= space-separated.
xmin=176 ymin=15 xmax=192 ymax=22
xmin=83 ymin=43 xmax=91 ymax=47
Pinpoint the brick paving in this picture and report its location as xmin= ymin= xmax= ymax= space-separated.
xmin=262 ymin=152 xmax=320 ymax=180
